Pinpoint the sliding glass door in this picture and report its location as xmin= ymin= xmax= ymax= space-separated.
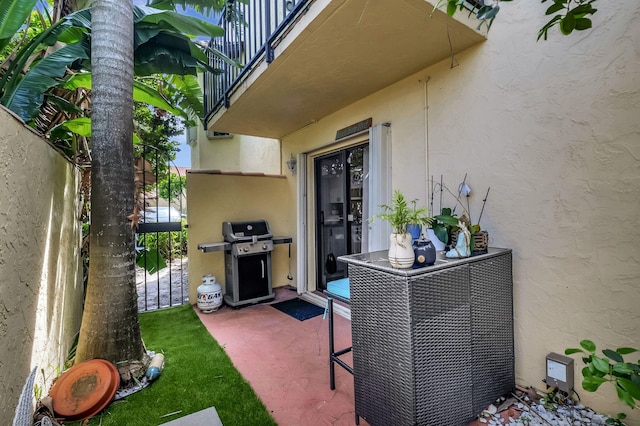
xmin=314 ymin=144 xmax=368 ymax=290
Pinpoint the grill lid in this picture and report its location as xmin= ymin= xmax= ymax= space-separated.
xmin=223 ymin=220 xmax=272 ymax=242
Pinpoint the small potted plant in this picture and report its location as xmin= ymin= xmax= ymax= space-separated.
xmin=370 ymin=190 xmax=432 ymax=268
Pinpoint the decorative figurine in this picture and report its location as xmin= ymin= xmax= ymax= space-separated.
xmin=446 ymin=220 xmax=471 ymax=258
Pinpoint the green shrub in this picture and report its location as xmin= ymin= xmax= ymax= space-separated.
xmin=136 ymin=220 xmax=187 ymax=273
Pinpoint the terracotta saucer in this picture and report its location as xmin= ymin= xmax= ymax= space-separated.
xmin=49 ymin=359 xmax=119 ymax=421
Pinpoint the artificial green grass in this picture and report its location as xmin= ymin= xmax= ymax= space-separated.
xmin=74 ymin=304 xmax=276 ymax=426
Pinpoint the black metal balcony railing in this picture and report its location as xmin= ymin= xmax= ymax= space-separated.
xmin=204 ymin=0 xmax=311 ymax=125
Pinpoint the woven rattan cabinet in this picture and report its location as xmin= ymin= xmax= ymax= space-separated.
xmin=339 ymin=248 xmax=513 ymax=426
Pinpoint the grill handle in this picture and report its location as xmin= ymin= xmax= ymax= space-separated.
xmin=261 ymin=259 xmax=265 ymax=278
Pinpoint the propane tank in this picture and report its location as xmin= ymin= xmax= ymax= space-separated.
xmin=197 ymin=274 xmax=222 ymax=313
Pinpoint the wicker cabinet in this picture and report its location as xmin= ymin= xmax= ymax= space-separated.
xmin=339 ymin=248 xmax=513 ymax=426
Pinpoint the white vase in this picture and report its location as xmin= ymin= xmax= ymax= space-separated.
xmin=388 ymin=233 xmax=414 ymax=268
xmin=426 ymin=228 xmax=446 ymax=251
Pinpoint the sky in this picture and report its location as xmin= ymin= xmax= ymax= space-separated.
xmin=133 ymin=1 xmax=217 ymax=167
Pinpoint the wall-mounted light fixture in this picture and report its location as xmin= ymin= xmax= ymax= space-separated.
xmin=286 ymin=153 xmax=297 ymax=176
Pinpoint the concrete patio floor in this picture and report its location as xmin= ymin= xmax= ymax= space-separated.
xmin=195 ymin=287 xmax=364 ymax=426
xmin=193 ymin=287 xmax=521 ymax=426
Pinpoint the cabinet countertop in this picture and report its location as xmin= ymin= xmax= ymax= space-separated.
xmin=338 ymin=247 xmax=511 ymax=276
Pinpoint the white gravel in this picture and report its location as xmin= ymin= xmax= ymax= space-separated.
xmin=480 ymin=399 xmax=616 ymax=426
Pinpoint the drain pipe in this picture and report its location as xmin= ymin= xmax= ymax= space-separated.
xmin=420 ymin=76 xmax=431 ymax=213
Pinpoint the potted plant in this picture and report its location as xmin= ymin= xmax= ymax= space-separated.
xmin=370 ymin=190 xmax=432 ymax=268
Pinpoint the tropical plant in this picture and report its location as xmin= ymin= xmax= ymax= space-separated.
xmin=0 ymin=0 xmax=233 ymax=169
xmin=370 ymin=190 xmax=433 ymax=235
xmin=137 ymin=221 xmax=188 ymax=273
xmin=565 ymin=340 xmax=640 ymax=410
xmin=431 ymin=206 xmax=459 ymax=246
xmin=436 ymin=0 xmax=598 ymax=40
xmin=0 ymin=5 xmax=226 ymax=121
xmin=159 ymin=172 xmax=187 ymax=201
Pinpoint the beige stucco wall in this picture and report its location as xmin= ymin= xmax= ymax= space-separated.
xmin=0 ymin=107 xmax=84 ymax=420
xmin=186 ymin=173 xmax=293 ymax=302
xmin=277 ymin=1 xmax=640 ymax=421
xmin=189 ymin=129 xmax=281 ymax=174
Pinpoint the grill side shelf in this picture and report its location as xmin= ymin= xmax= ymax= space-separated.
xmin=197 ymin=242 xmax=230 ymax=253
xmin=272 ymin=236 xmax=293 ymax=244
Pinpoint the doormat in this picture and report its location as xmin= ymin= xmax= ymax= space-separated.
xmin=270 ymin=298 xmax=325 ymax=321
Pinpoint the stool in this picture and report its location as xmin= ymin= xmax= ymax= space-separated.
xmin=324 ymin=278 xmax=353 ymax=390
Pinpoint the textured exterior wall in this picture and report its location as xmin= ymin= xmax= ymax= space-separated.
xmin=186 ymin=173 xmax=292 ymax=302
xmin=0 ymin=107 xmax=84 ymax=420
xmin=190 ymin=130 xmax=281 ymax=175
xmin=279 ymin=1 xmax=640 ymax=421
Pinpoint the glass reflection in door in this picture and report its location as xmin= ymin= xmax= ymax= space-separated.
xmin=314 ymin=144 xmax=368 ymax=290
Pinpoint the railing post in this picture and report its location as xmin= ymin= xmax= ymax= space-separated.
xmin=265 ymin=0 xmax=274 ymax=63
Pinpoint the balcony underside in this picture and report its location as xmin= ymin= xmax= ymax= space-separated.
xmin=207 ymin=0 xmax=486 ymax=139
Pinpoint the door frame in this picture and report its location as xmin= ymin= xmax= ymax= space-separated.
xmin=296 ymin=122 xmax=391 ymax=303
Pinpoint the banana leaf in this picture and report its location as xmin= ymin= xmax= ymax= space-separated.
xmin=160 ymin=73 xmax=203 ymax=124
xmin=63 ymin=72 xmax=186 ymax=117
xmin=134 ymin=33 xmax=218 ymax=76
xmin=49 ymin=117 xmax=142 ymax=144
xmin=0 ymin=0 xmax=40 ymax=50
xmin=1 ymin=4 xmax=228 ymax=122
xmin=147 ymin=0 xmax=248 ymax=17
xmin=134 ymin=6 xmax=224 ymax=39
xmin=4 ymin=39 xmax=90 ymax=121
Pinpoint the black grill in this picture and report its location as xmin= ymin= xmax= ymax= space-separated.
xmin=222 ymin=220 xmax=275 ymax=308
xmin=197 ymin=220 xmax=292 ymax=308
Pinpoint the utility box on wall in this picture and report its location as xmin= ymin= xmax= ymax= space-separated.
xmin=545 ymin=352 xmax=574 ymax=393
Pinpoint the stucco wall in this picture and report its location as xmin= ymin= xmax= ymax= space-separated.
xmin=0 ymin=107 xmax=84 ymax=420
xmin=190 ymin=130 xmax=281 ymax=175
xmin=186 ymin=173 xmax=293 ymax=302
xmin=279 ymin=1 xmax=640 ymax=421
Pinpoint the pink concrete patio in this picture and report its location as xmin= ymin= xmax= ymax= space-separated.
xmin=195 ymin=288 xmax=366 ymax=426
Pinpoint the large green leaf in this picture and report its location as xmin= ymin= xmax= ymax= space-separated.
xmin=603 ymin=349 xmax=624 ymax=363
xmin=137 ymin=248 xmax=167 ymax=274
xmin=0 ymin=0 xmax=40 ymax=49
xmin=591 ymin=355 xmax=612 ymax=375
xmin=147 ymin=0 xmax=247 ymax=18
xmin=63 ymin=72 xmax=183 ymax=116
xmin=580 ymin=340 xmax=596 ymax=353
xmin=134 ymin=6 xmax=224 ymax=38
xmin=4 ymin=39 xmax=90 ymax=121
xmin=612 ymin=362 xmax=633 ymax=375
xmin=162 ymin=73 xmax=203 ymax=124
xmin=0 ymin=17 xmax=73 ymax=98
xmin=618 ymin=377 xmax=640 ymax=400
xmin=582 ymin=376 xmax=607 ymax=392
xmin=50 ymin=117 xmax=142 ymax=144
xmin=134 ymin=32 xmax=218 ymax=76
xmin=615 ymin=384 xmax=636 ymax=409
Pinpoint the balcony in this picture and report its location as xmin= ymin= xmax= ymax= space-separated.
xmin=204 ymin=0 xmax=486 ymax=139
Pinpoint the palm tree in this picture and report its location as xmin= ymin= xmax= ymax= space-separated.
xmin=73 ymin=0 xmax=148 ymax=379
xmin=70 ymin=0 xmax=235 ymax=382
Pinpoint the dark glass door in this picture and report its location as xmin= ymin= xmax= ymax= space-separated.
xmin=315 ymin=145 xmax=367 ymax=290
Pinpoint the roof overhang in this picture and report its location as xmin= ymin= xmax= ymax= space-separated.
xmin=207 ymin=0 xmax=486 ymax=139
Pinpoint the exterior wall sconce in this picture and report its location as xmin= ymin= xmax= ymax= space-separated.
xmin=286 ymin=154 xmax=297 ymax=175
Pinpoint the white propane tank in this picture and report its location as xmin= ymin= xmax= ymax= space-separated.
xmin=197 ymin=274 xmax=222 ymax=313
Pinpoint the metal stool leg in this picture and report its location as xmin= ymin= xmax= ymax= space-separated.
xmin=328 ymin=297 xmax=336 ymax=390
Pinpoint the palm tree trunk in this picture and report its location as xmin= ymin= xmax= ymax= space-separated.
xmin=75 ymin=0 xmax=147 ymax=380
